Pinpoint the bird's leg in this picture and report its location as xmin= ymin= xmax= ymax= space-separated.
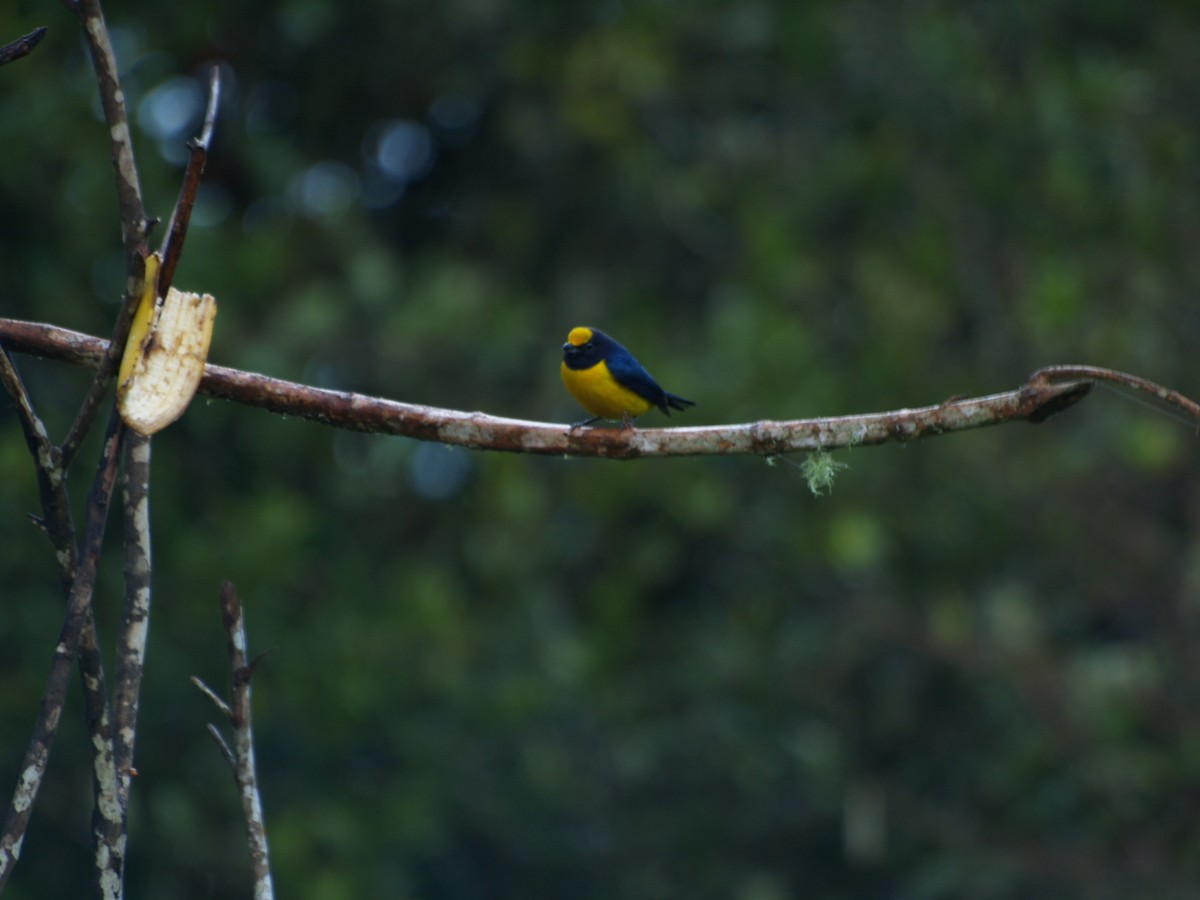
xmin=620 ymin=412 xmax=636 ymax=430
xmin=569 ymin=415 xmax=600 ymax=430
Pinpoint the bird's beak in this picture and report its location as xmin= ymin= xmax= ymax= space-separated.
xmin=562 ymin=342 xmax=571 ymax=351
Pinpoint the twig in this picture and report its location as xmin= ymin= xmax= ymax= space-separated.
xmin=158 ymin=65 xmax=221 ymax=297
xmin=113 ymin=435 xmax=152 ymax=812
xmin=203 ymin=722 xmax=236 ymax=770
xmin=193 ymin=582 xmax=275 ymax=900
xmin=58 ymin=233 xmax=148 ymax=471
xmin=1 ymin=347 xmax=124 ymax=897
xmin=0 ymin=318 xmax=1145 ymax=459
xmin=104 ymin=67 xmax=221 ymax=854
xmin=0 ymin=346 xmax=62 ymax=490
xmin=0 ymin=410 xmax=126 ymax=892
xmin=219 ymin=582 xmax=274 ymax=900
xmin=1030 ymin=365 xmax=1200 ymax=426
xmin=58 ymin=0 xmax=152 ymax=470
xmin=52 ymin=3 xmax=156 ymax=894
xmin=0 ymin=27 xmax=47 ymax=67
xmin=191 ymin=677 xmax=232 ymax=719
xmin=69 ymin=0 xmax=147 ymax=258
xmin=8 ymin=2 xmax=217 ymax=895
xmin=84 ymin=640 xmax=122 ymax=900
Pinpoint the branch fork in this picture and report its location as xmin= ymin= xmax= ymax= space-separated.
xmin=192 ymin=582 xmax=275 ymax=900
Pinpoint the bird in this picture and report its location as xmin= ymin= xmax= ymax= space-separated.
xmin=560 ymin=326 xmax=695 ymax=428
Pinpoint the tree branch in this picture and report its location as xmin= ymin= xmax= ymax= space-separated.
xmin=0 ymin=411 xmax=126 ymax=892
xmin=85 ymin=642 xmax=122 ymax=900
xmin=58 ymin=228 xmax=147 ymax=471
xmin=113 ymin=436 xmax=152 ymax=813
xmin=69 ymin=0 xmax=147 ymax=259
xmin=5 ymin=2 xmax=216 ymax=895
xmin=193 ymin=583 xmax=275 ymax=900
xmin=158 ymin=65 xmax=221 ymax=298
xmin=0 ymin=317 xmax=1167 ymax=459
xmin=0 ymin=27 xmax=47 ymax=67
xmin=0 ymin=347 xmax=63 ymax=496
xmin=1029 ymin=365 xmax=1200 ymax=425
xmin=58 ymin=0 xmax=153 ymax=470
xmin=1 ymin=346 xmax=124 ymax=898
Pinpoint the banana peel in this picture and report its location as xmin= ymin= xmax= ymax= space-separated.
xmin=117 ymin=253 xmax=217 ymax=435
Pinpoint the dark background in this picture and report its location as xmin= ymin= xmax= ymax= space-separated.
xmin=2 ymin=1 xmax=1199 ymax=897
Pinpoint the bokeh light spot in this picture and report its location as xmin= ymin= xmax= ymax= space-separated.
xmin=367 ymin=119 xmax=435 ymax=184
xmin=409 ymin=443 xmax=473 ymax=500
xmin=289 ymin=161 xmax=361 ymax=217
xmin=138 ymin=76 xmax=203 ymax=142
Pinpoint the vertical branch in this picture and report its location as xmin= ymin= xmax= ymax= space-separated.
xmin=59 ymin=0 xmax=152 ymax=469
xmin=0 ymin=411 xmax=126 ymax=892
xmin=157 ymin=65 xmax=220 ymax=298
xmin=82 ymin=622 xmax=123 ymax=900
xmin=50 ymin=3 xmax=155 ymax=882
xmin=69 ymin=0 xmax=147 ymax=260
xmin=88 ymin=433 xmax=153 ymax=899
xmin=114 ymin=434 xmax=152 ymax=809
xmin=4 ymin=1 xmax=217 ymax=895
xmin=193 ymin=583 xmax=275 ymax=900
xmin=220 ymin=583 xmax=275 ymax=900
xmin=78 ymin=424 xmax=128 ymax=899
xmin=59 ymin=233 xmax=147 ymax=470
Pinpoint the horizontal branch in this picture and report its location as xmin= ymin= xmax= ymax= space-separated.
xmin=0 ymin=317 xmax=1116 ymax=459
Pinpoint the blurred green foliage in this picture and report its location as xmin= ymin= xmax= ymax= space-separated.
xmin=2 ymin=1 xmax=1200 ymax=898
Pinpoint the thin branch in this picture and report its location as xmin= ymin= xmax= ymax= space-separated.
xmin=84 ymin=635 xmax=122 ymax=900
xmin=63 ymin=63 xmax=221 ymax=468
xmin=203 ymin=722 xmax=236 ymax=770
xmin=0 ymin=318 xmax=1138 ymax=458
xmin=103 ymin=68 xmax=221 ymax=846
xmin=0 ymin=27 xmax=47 ymax=67
xmin=58 ymin=0 xmax=153 ymax=470
xmin=1 ymin=346 xmax=124 ymax=898
xmin=59 ymin=4 xmax=164 ymax=888
xmin=0 ymin=346 xmax=62 ymax=487
xmin=3 ymin=350 xmax=119 ymax=889
xmin=114 ymin=435 xmax=152 ymax=812
xmin=58 ymin=244 xmax=147 ymax=471
xmin=194 ymin=583 xmax=275 ymax=900
xmin=7 ymin=4 xmax=215 ymax=896
xmin=191 ymin=676 xmax=232 ymax=719
xmin=1030 ymin=365 xmax=1200 ymax=425
xmin=0 ymin=411 xmax=126 ymax=892
xmin=197 ymin=373 xmax=1098 ymax=457
xmin=70 ymin=0 xmax=147 ymax=258
xmin=51 ymin=0 xmax=145 ymax=867
xmin=158 ymin=65 xmax=221 ymax=297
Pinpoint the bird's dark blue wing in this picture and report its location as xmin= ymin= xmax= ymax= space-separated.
xmin=605 ymin=345 xmax=668 ymax=409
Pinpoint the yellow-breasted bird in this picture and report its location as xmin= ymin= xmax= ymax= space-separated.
xmin=561 ymin=326 xmax=695 ymax=427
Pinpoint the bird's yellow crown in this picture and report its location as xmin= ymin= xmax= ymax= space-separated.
xmin=566 ymin=326 xmax=594 ymax=347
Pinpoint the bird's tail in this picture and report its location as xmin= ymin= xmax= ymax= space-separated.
xmin=663 ymin=392 xmax=696 ymax=414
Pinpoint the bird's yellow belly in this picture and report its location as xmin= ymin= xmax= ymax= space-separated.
xmin=561 ymin=360 xmax=653 ymax=420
